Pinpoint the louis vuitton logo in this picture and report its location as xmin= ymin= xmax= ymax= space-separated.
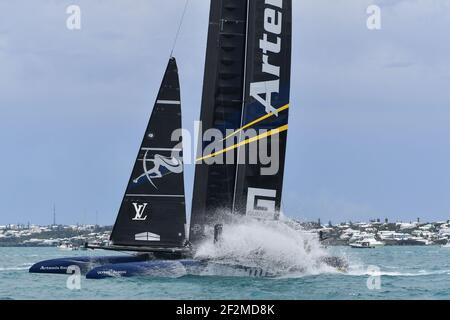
xmin=132 ymin=203 xmax=149 ymax=221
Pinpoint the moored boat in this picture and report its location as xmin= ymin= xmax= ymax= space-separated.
xmin=350 ymin=240 xmax=376 ymax=249
xmin=442 ymin=241 xmax=450 ymax=248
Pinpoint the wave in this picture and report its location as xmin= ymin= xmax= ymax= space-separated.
xmin=0 ymin=266 xmax=30 ymax=272
xmin=345 ymin=265 xmax=450 ymax=277
xmin=0 ymin=263 xmax=32 ymax=272
xmin=194 ymin=215 xmax=341 ymax=277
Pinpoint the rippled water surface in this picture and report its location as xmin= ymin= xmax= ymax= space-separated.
xmin=1 ymin=246 xmax=450 ymax=300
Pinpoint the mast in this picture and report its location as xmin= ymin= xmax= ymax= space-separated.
xmin=110 ymin=58 xmax=187 ymax=248
xmin=190 ymin=0 xmax=249 ymax=243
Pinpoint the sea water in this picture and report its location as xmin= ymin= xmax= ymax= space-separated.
xmin=1 ymin=246 xmax=450 ymax=299
xmin=1 ymin=220 xmax=450 ymax=299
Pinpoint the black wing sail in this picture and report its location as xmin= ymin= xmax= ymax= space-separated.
xmin=190 ymin=0 xmax=292 ymax=244
xmin=110 ymin=58 xmax=186 ymax=248
xmin=232 ymin=0 xmax=292 ymax=219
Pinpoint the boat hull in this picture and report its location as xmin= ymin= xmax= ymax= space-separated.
xmin=86 ymin=260 xmax=272 ymax=279
xmin=30 ymin=254 xmax=348 ymax=278
xmin=86 ymin=256 xmax=348 ymax=279
xmin=350 ymin=244 xmax=375 ymax=249
xmin=29 ymin=255 xmax=150 ymax=275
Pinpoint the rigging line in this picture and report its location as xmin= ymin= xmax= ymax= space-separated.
xmin=170 ymin=0 xmax=190 ymax=57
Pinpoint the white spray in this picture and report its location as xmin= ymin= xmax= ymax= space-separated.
xmin=194 ymin=215 xmax=339 ymax=276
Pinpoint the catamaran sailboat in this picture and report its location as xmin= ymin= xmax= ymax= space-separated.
xmin=30 ymin=0 xmax=346 ymax=279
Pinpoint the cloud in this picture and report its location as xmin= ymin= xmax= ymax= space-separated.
xmin=0 ymin=33 xmax=7 ymax=49
xmin=0 ymin=1 xmax=450 ymax=224
xmin=384 ymin=61 xmax=413 ymax=68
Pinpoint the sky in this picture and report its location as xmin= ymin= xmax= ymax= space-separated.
xmin=0 ymin=0 xmax=449 ymax=225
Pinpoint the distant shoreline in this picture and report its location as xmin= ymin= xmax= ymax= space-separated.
xmin=0 ymin=224 xmax=112 ymax=248
xmin=1 ymin=220 xmax=449 ymax=248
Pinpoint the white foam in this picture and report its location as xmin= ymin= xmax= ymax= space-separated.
xmin=344 ymin=263 xmax=450 ymax=277
xmin=0 ymin=266 xmax=30 ymax=271
xmin=194 ymin=216 xmax=339 ymax=277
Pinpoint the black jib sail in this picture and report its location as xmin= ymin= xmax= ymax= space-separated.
xmin=190 ymin=0 xmax=292 ymax=243
xmin=110 ymin=57 xmax=187 ymax=249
